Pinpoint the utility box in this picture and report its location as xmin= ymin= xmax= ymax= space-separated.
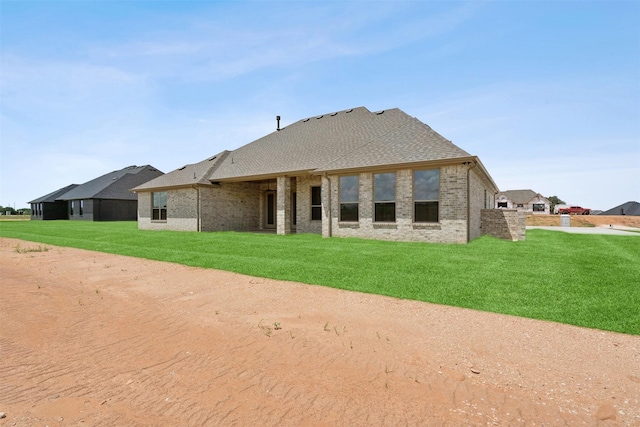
xmin=560 ymin=214 xmax=571 ymax=227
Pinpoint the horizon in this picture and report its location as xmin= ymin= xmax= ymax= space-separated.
xmin=1 ymin=1 xmax=638 ymax=211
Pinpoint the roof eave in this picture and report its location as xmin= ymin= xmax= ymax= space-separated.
xmin=209 ymin=169 xmax=316 ymax=183
xmin=311 ymin=156 xmax=478 ymax=176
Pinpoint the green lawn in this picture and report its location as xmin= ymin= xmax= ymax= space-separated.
xmin=1 ymin=220 xmax=639 ymax=335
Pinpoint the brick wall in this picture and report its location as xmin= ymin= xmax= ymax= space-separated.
xmin=200 ymin=182 xmax=260 ymax=232
xmin=296 ymin=175 xmax=323 ymax=234
xmin=325 ymin=165 xmax=470 ymax=244
xmin=481 ymin=209 xmax=526 ymax=241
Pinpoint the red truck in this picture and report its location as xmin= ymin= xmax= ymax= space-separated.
xmin=558 ymin=206 xmax=591 ymax=215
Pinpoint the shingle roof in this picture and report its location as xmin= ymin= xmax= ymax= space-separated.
xmin=209 ymin=107 xmax=471 ymax=181
xmin=498 ymin=190 xmax=547 ymax=204
xmin=599 ymin=201 xmax=640 ymax=216
xmin=58 ymin=165 xmax=163 ymax=201
xmin=28 ymin=184 xmax=79 ymax=204
xmin=315 ymin=116 xmax=470 ymax=172
xmin=132 ymin=152 xmax=229 ymax=191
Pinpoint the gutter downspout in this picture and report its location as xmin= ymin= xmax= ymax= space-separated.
xmin=466 ymin=161 xmax=478 ymax=243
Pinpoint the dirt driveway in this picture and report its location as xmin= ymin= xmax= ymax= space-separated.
xmin=1 ymin=237 xmax=639 ymax=426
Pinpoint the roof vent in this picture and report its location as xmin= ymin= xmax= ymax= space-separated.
xmin=330 ymin=112 xmax=338 ymax=116
xmin=303 ymin=118 xmax=310 ymax=122
xmin=346 ymin=109 xmax=353 ymax=113
xmin=316 ymin=115 xmax=323 ymax=119
xmin=376 ymin=110 xmax=385 ymax=115
xmin=178 ymin=166 xmax=187 ymax=170
xmin=276 ymin=115 xmax=281 ymax=131
xmin=208 ymin=156 xmax=217 ymax=161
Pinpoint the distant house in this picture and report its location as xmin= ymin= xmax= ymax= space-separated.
xmin=496 ymin=190 xmax=550 ymax=214
xmin=134 ymin=107 xmax=502 ymax=244
xmin=29 ymin=165 xmax=163 ymax=221
xmin=29 ymin=184 xmax=79 ymax=220
xmin=599 ymin=201 xmax=640 ymax=216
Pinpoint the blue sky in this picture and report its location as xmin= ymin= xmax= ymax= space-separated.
xmin=1 ymin=0 xmax=638 ymax=211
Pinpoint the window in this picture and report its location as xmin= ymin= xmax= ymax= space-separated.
xmin=498 ymin=202 xmax=508 ymax=208
xmin=374 ymin=172 xmax=396 ymax=222
xmin=533 ymin=203 xmax=545 ymax=212
xmin=152 ymin=192 xmax=167 ymax=220
xmin=311 ymin=186 xmax=322 ymax=221
xmin=414 ymin=169 xmax=439 ymax=223
xmin=70 ymin=201 xmax=74 ymax=216
xmin=339 ymin=176 xmax=359 ymax=222
xmin=79 ymin=200 xmax=84 ymax=216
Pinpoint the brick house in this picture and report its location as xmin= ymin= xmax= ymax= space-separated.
xmin=134 ymin=107 xmax=501 ymax=243
xmin=496 ymin=190 xmax=550 ymax=214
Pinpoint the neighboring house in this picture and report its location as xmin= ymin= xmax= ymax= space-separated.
xmin=133 ymin=107 xmax=500 ymax=243
xmin=599 ymin=201 xmax=640 ymax=216
xmin=496 ymin=190 xmax=550 ymax=214
xmin=29 ymin=184 xmax=79 ymax=220
xmin=30 ymin=165 xmax=163 ymax=221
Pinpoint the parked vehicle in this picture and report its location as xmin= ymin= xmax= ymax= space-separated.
xmin=558 ymin=206 xmax=591 ymax=215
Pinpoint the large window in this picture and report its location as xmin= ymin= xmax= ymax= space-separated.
xmin=374 ymin=172 xmax=396 ymax=222
xmin=533 ymin=203 xmax=545 ymax=212
xmin=70 ymin=201 xmax=74 ymax=216
xmin=79 ymin=200 xmax=84 ymax=216
xmin=152 ymin=192 xmax=167 ymax=220
xmin=311 ymin=186 xmax=322 ymax=221
xmin=339 ymin=176 xmax=359 ymax=222
xmin=414 ymin=169 xmax=439 ymax=223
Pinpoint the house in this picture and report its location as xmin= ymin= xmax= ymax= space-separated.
xmin=29 ymin=184 xmax=79 ymax=220
xmin=29 ymin=165 xmax=163 ymax=221
xmin=134 ymin=107 xmax=502 ymax=244
xmin=599 ymin=201 xmax=640 ymax=216
xmin=496 ymin=190 xmax=550 ymax=214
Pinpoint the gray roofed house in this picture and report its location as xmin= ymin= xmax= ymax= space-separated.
xmin=134 ymin=106 xmax=508 ymax=243
xmin=29 ymin=184 xmax=79 ymax=220
xmin=599 ymin=201 xmax=640 ymax=216
xmin=45 ymin=165 xmax=164 ymax=221
xmin=496 ymin=190 xmax=550 ymax=214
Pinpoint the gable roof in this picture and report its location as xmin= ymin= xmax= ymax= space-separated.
xmin=132 ymin=152 xmax=229 ymax=191
xmin=28 ymin=184 xmax=79 ymax=204
xmin=209 ymin=107 xmax=472 ymax=181
xmin=58 ymin=165 xmax=163 ymax=201
xmin=599 ymin=201 xmax=640 ymax=216
xmin=498 ymin=190 xmax=548 ymax=204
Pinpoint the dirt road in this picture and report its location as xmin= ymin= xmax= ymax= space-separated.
xmin=1 ymin=237 xmax=639 ymax=426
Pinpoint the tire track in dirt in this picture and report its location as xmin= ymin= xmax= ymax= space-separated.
xmin=1 ymin=238 xmax=639 ymax=426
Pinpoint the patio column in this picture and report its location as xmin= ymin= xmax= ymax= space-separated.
xmin=321 ymin=175 xmax=332 ymax=238
xmin=276 ymin=176 xmax=291 ymax=235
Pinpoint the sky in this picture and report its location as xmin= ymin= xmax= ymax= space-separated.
xmin=1 ymin=0 xmax=639 ymax=211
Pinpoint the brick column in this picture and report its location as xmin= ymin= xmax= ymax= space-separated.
xmin=277 ymin=176 xmax=291 ymax=235
xmin=321 ymin=175 xmax=331 ymax=238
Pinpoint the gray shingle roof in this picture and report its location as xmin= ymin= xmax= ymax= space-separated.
xmin=314 ymin=116 xmax=470 ymax=172
xmin=209 ymin=107 xmax=469 ymax=180
xmin=132 ymin=152 xmax=229 ymax=191
xmin=29 ymin=184 xmax=79 ymax=204
xmin=497 ymin=190 xmax=547 ymax=204
xmin=599 ymin=201 xmax=640 ymax=216
xmin=58 ymin=165 xmax=163 ymax=201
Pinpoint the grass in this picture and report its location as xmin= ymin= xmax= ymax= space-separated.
xmin=1 ymin=220 xmax=639 ymax=335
